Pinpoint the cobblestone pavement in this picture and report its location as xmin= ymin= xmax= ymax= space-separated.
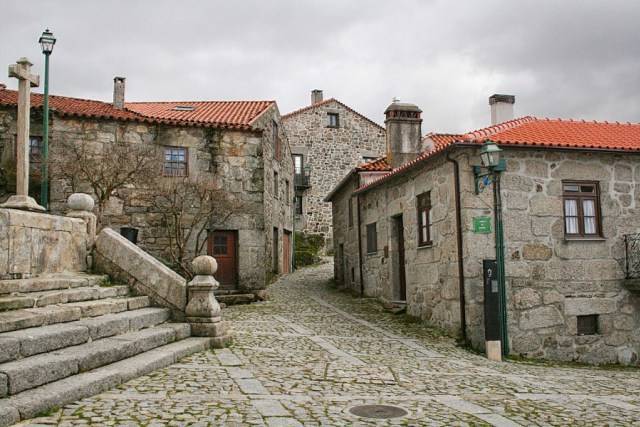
xmin=20 ymin=262 xmax=640 ymax=426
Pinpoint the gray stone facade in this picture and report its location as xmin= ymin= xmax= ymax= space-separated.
xmin=282 ymin=96 xmax=385 ymax=245
xmin=0 ymin=101 xmax=293 ymax=292
xmin=331 ymin=144 xmax=640 ymax=365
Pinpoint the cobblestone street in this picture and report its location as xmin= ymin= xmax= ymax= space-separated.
xmin=21 ymin=262 xmax=640 ymax=426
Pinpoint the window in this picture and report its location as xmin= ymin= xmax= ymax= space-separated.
xmin=348 ymin=197 xmax=354 ymax=228
xmin=163 ymin=147 xmax=188 ymax=177
xmin=293 ymin=154 xmax=303 ymax=176
xmin=29 ymin=136 xmax=43 ymax=165
xmin=351 ymin=267 xmax=355 ymax=284
xmin=294 ymin=195 xmax=303 ymax=215
xmin=285 ymin=180 xmax=290 ymax=205
xmin=327 ymin=113 xmax=339 ymax=128
xmin=273 ymin=120 xmax=281 ymax=160
xmin=366 ymin=222 xmax=377 ymax=254
xmin=274 ymin=171 xmax=279 ymax=199
xmin=562 ymin=181 xmax=602 ymax=237
xmin=417 ymin=192 xmax=432 ymax=246
xmin=577 ymin=314 xmax=599 ymax=335
xmin=212 ymin=235 xmax=228 ymax=255
xmin=362 ymin=156 xmax=377 ymax=163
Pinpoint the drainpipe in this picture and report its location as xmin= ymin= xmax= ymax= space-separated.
xmin=356 ymin=175 xmax=365 ymax=296
xmin=493 ymin=171 xmax=509 ymax=355
xmin=446 ymin=151 xmax=467 ymax=343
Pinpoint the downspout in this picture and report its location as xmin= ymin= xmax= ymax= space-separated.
xmin=446 ymin=151 xmax=467 ymax=343
xmin=356 ymin=174 xmax=365 ymax=297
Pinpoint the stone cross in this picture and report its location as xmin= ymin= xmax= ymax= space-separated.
xmin=1 ymin=58 xmax=45 ymax=211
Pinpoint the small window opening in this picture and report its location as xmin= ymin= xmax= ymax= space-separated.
xmin=577 ymin=314 xmax=599 ymax=335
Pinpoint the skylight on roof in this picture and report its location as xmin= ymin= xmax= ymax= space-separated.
xmin=172 ymin=105 xmax=195 ymax=111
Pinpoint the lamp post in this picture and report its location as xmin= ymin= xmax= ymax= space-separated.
xmin=473 ymin=141 xmax=509 ymax=357
xmin=39 ymin=29 xmax=56 ymax=209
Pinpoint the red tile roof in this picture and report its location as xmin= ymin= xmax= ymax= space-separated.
xmin=126 ymin=101 xmax=274 ymax=130
xmin=282 ymin=98 xmax=385 ymax=131
xmin=356 ymin=156 xmax=391 ymax=171
xmin=0 ymin=88 xmax=274 ymax=130
xmin=355 ymin=116 xmax=640 ymax=194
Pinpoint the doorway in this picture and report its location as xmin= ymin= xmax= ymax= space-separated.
xmin=283 ymin=230 xmax=292 ymax=274
xmin=273 ymin=227 xmax=279 ymax=274
xmin=208 ymin=230 xmax=238 ymax=289
xmin=392 ymin=215 xmax=407 ymax=301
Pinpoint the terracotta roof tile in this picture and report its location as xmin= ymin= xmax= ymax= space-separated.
xmin=0 ymin=88 xmax=274 ymax=130
xmin=355 ymin=116 xmax=640 ymax=194
xmin=356 ymin=156 xmax=391 ymax=171
xmin=282 ymin=98 xmax=385 ymax=131
xmin=126 ymin=100 xmax=274 ymax=130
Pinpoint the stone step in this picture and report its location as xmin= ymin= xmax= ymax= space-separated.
xmin=0 ymin=323 xmax=191 ymax=397
xmin=216 ymin=293 xmax=256 ymax=306
xmin=0 ymin=337 xmax=211 ymax=426
xmin=0 ymin=297 xmax=151 ymax=334
xmin=0 ymin=307 xmax=171 ymax=363
xmin=0 ymin=274 xmax=109 ymax=296
xmin=0 ymin=285 xmax=130 ymax=311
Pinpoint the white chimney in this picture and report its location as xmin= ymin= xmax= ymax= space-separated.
xmin=311 ymin=89 xmax=323 ymax=105
xmin=113 ymin=77 xmax=126 ymax=109
xmin=489 ymin=94 xmax=515 ymax=125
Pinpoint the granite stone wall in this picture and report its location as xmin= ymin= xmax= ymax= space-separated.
xmin=460 ymin=148 xmax=640 ymax=364
xmin=283 ymin=100 xmax=386 ymax=246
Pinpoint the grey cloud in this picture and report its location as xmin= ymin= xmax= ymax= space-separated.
xmin=1 ymin=0 xmax=638 ymax=134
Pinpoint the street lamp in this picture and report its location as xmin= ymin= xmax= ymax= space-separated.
xmin=39 ymin=28 xmax=56 ymax=209
xmin=473 ymin=140 xmax=508 ymax=359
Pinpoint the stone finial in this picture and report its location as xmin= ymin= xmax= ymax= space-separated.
xmin=66 ymin=193 xmax=97 ymax=253
xmin=192 ymin=255 xmax=217 ymax=276
xmin=67 ymin=193 xmax=95 ymax=211
xmin=185 ymin=255 xmax=232 ymax=348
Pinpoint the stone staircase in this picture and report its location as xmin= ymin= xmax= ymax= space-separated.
xmin=0 ymin=273 xmax=212 ymax=426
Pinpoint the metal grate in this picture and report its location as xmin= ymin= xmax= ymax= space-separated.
xmin=625 ymin=233 xmax=640 ymax=279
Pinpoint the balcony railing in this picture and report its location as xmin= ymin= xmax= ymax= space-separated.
xmin=625 ymin=233 xmax=640 ymax=279
xmin=294 ymin=169 xmax=311 ymax=189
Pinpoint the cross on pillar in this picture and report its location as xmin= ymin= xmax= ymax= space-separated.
xmin=1 ymin=58 xmax=45 ymax=211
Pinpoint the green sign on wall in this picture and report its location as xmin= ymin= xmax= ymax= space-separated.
xmin=473 ymin=216 xmax=492 ymax=234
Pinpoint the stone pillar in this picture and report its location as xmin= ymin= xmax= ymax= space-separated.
xmin=185 ymin=255 xmax=233 ymax=348
xmin=66 ymin=193 xmax=97 ymax=267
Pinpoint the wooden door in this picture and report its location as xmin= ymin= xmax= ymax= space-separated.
xmin=395 ymin=216 xmax=407 ymax=301
xmin=272 ymin=227 xmax=279 ymax=274
xmin=208 ymin=230 xmax=238 ymax=289
xmin=282 ymin=230 xmax=291 ymax=274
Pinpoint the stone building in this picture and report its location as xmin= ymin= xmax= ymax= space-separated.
xmin=0 ymin=79 xmax=294 ymax=297
xmin=282 ymin=90 xmax=386 ymax=246
xmin=328 ymin=95 xmax=640 ymax=365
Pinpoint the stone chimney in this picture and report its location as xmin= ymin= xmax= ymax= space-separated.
xmin=113 ymin=77 xmax=126 ymax=109
xmin=384 ymin=101 xmax=423 ymax=169
xmin=489 ymin=94 xmax=515 ymax=125
xmin=311 ymin=89 xmax=323 ymax=105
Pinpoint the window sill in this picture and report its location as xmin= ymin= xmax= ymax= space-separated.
xmin=326 ymin=125 xmax=339 ymax=129
xmin=366 ymin=251 xmax=378 ymax=256
xmin=418 ymin=243 xmax=433 ymax=249
xmin=563 ymin=236 xmax=606 ymax=242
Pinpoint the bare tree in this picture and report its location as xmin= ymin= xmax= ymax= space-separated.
xmin=151 ymin=176 xmax=241 ymax=279
xmin=52 ymin=138 xmax=160 ymax=225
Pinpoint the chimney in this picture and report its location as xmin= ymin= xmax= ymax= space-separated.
xmin=113 ymin=76 xmax=126 ymax=109
xmin=0 ymin=83 xmax=5 ymax=90
xmin=489 ymin=94 xmax=515 ymax=125
xmin=311 ymin=89 xmax=323 ymax=105
xmin=384 ymin=100 xmax=423 ymax=169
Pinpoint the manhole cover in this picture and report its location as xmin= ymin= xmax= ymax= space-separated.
xmin=348 ymin=404 xmax=408 ymax=419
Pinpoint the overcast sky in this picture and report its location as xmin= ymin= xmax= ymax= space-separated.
xmin=1 ymin=0 xmax=638 ymax=133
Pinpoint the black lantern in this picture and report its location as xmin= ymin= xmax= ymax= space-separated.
xmin=39 ymin=29 xmax=56 ymax=55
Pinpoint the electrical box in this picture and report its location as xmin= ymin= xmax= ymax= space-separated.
xmin=483 ymin=259 xmax=501 ymax=341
